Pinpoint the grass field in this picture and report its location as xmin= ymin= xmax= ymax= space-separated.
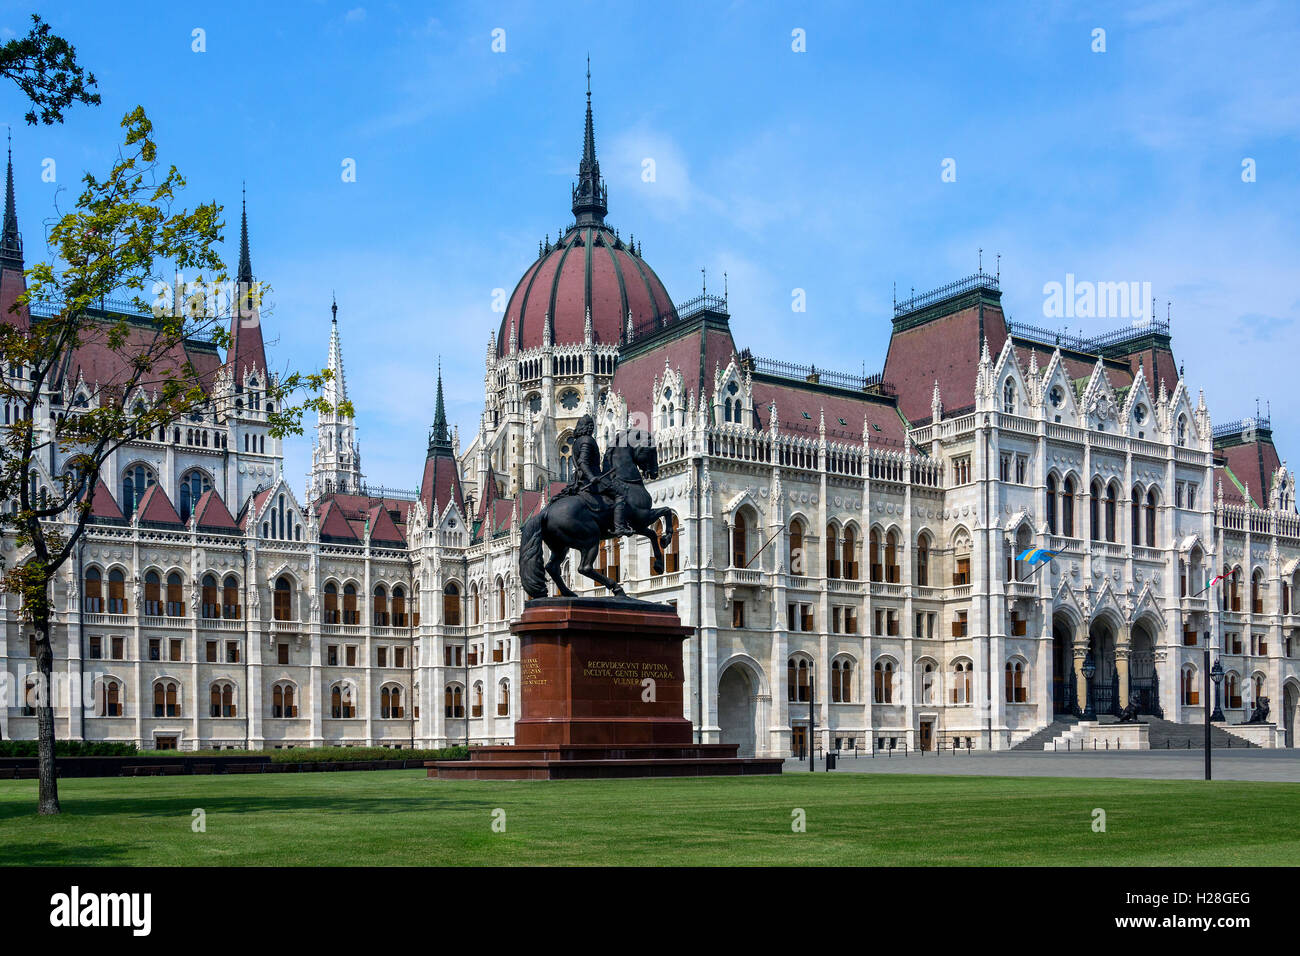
xmin=2 ymin=770 xmax=1297 ymax=866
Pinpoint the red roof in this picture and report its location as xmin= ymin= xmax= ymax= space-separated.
xmin=750 ymin=379 xmax=907 ymax=447
xmin=884 ymin=301 xmax=1009 ymax=424
xmin=192 ymin=488 xmax=239 ymax=532
xmin=0 ymin=265 xmax=30 ymax=333
xmin=317 ymin=498 xmax=360 ymax=542
xmin=136 ymin=483 xmax=183 ymax=526
xmin=499 ymin=224 xmax=674 ymax=356
xmin=1219 ymin=439 xmax=1282 ymax=507
xmin=366 ymin=503 xmax=406 ymax=545
xmin=420 ymin=454 xmax=464 ymax=519
xmin=85 ymin=477 xmax=124 ymax=521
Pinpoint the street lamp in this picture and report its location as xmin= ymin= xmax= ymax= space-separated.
xmin=1209 ymin=656 xmax=1225 ymax=723
xmin=1081 ymin=650 xmax=1097 ymax=720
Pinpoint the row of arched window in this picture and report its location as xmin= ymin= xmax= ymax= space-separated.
xmin=1046 ymin=475 xmax=1159 ymax=546
xmin=442 ymin=680 xmax=511 ymax=718
xmin=83 ymin=679 xmax=417 ymax=720
xmin=783 ymin=656 xmax=1028 ymax=706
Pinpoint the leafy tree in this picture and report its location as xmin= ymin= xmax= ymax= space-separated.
xmin=0 ymin=107 xmax=345 ymax=814
xmin=1 ymin=14 xmax=100 ymax=125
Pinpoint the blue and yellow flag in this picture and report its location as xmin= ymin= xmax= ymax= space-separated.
xmin=1017 ymin=548 xmax=1060 ymax=566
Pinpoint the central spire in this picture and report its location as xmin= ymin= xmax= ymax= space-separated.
xmin=571 ymin=57 xmax=607 ymax=226
xmin=1 ymin=133 xmax=23 ymax=273
xmin=428 ymin=360 xmax=452 ymax=457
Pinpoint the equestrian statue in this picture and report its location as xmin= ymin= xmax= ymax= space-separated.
xmin=520 ymin=414 xmax=677 ymax=600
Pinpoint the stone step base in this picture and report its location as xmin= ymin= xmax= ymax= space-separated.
xmin=429 ymin=756 xmax=785 ymax=780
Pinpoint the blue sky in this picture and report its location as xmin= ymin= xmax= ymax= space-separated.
xmin=4 ymin=0 xmax=1298 ymax=492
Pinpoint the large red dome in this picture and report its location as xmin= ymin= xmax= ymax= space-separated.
xmin=498 ymin=224 xmax=675 ymax=357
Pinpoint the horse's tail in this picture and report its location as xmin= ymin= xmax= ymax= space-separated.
xmin=520 ymin=511 xmax=549 ymax=599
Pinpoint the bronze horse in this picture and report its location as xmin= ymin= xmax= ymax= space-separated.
xmin=521 ymin=435 xmax=677 ymax=599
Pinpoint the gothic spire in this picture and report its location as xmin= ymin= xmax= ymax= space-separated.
xmin=1 ymin=132 xmax=23 ymax=273
xmin=428 ymin=360 xmax=453 ymax=457
xmin=571 ymin=58 xmax=608 ymax=226
xmin=323 ymin=295 xmax=348 ymax=410
xmin=237 ymin=184 xmax=253 ymax=288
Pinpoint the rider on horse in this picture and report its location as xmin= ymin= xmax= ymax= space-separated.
xmin=559 ymin=414 xmax=634 ymax=536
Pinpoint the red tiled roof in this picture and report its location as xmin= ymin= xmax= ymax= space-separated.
xmin=136 ymin=483 xmax=183 ymax=526
xmin=366 ymin=503 xmax=406 ymax=546
xmin=884 ymin=302 xmax=1009 ymax=424
xmin=192 ymin=488 xmax=238 ymax=532
xmin=1219 ymin=440 xmax=1282 ymax=507
xmin=750 ymin=379 xmax=907 ymax=447
xmin=85 ymin=477 xmax=124 ymax=521
xmin=420 ymin=454 xmax=464 ymax=519
xmin=317 ymin=498 xmax=360 ymax=542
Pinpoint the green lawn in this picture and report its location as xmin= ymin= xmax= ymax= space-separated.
xmin=1 ymin=770 xmax=1296 ymax=866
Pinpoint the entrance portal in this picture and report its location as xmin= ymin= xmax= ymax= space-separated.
xmin=718 ymin=665 xmax=758 ymax=757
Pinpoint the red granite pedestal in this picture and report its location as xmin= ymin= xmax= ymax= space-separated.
xmin=430 ymin=598 xmax=783 ymax=780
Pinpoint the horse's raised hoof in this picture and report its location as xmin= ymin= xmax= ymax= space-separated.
xmin=612 ymin=586 xmax=627 ymax=597
xmin=659 ymin=535 xmax=671 ymax=549
xmin=652 ymin=559 xmax=664 ymax=575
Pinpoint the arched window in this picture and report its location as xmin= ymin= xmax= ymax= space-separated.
xmin=1145 ymin=488 xmax=1158 ymax=547
xmin=442 ymin=582 xmax=461 ymax=626
xmin=1005 ymin=660 xmax=1027 ymax=703
xmin=144 ymin=570 xmax=162 ymax=616
xmin=273 ymin=576 xmax=293 ymax=621
xmin=108 ymin=568 xmax=127 ymax=614
xmin=211 ymin=682 xmax=237 ymax=718
xmin=732 ymin=511 xmax=749 ymax=568
xmin=1180 ymin=665 xmax=1199 ymax=706
xmin=444 ymin=684 xmax=464 ymax=718
xmin=1231 ymin=567 xmax=1243 ymax=612
xmin=952 ymin=661 xmax=972 ymax=704
xmin=392 ymin=586 xmax=407 ymax=627
xmin=651 ymin=517 xmax=680 ymax=574
xmin=272 ymin=682 xmax=298 ymax=718
xmin=557 ymin=435 xmax=574 ymax=483
xmin=1061 ymin=477 xmax=1076 ymax=537
xmin=222 ymin=575 xmax=241 ymax=619
xmin=153 ymin=680 xmax=180 ymax=717
xmin=1090 ymin=479 xmax=1103 ymax=542
xmin=824 ymin=524 xmax=840 ymax=579
xmin=831 ymin=659 xmax=853 ymax=703
xmin=882 ymin=529 xmax=897 ymax=583
xmin=496 ymin=577 xmax=506 ymax=620
xmin=201 ymin=574 xmax=219 ymax=618
xmin=381 ymin=685 xmax=404 ymax=719
xmin=324 ymin=582 xmax=339 ymax=624
xmin=1226 ymin=671 xmax=1242 ymax=710
xmin=330 ymin=683 xmax=355 ymax=718
xmin=178 ymin=468 xmax=210 ymax=523
xmin=99 ymin=678 xmax=123 ymax=717
xmin=472 ymin=681 xmax=484 ymax=717
xmin=1177 ymin=415 xmax=1188 ymax=446
xmin=1251 ymin=570 xmax=1264 ymax=614
xmin=1105 ymin=482 xmax=1118 ymax=542
xmin=787 ymin=657 xmax=810 ymax=702
xmin=919 ymin=661 xmax=936 ymax=705
xmin=120 ymin=463 xmax=155 ymax=517
xmin=165 ymin=572 xmax=184 ymax=617
xmin=84 ymin=566 xmax=103 ymax=612
xmin=1003 ymin=378 xmax=1017 ymax=414
xmin=343 ymin=582 xmax=358 ymax=624
xmin=788 ymin=518 xmax=805 ymax=574
xmin=469 ymin=582 xmax=480 ymax=625
xmin=915 ymin=533 xmax=930 ymax=586
xmin=373 ymin=585 xmax=389 ymax=626
xmin=1131 ymin=486 xmax=1142 ymax=546
xmin=873 ymin=660 xmax=894 ymax=704
xmin=498 ymin=679 xmax=511 ymax=716
xmin=1046 ymin=475 xmax=1058 ymax=535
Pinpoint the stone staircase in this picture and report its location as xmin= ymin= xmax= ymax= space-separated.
xmin=1011 ymin=716 xmax=1080 ymax=752
xmin=1139 ymin=716 xmax=1258 ymax=749
xmin=1012 ymin=714 xmax=1259 ymax=751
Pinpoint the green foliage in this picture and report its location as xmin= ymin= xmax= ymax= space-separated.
xmin=265 ymin=746 xmax=469 ymax=764
xmin=0 ymin=14 xmax=100 ymax=125
xmin=0 ymin=740 xmax=138 ymax=758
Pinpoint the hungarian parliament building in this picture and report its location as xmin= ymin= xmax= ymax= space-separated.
xmin=3 ymin=88 xmax=1298 ymax=755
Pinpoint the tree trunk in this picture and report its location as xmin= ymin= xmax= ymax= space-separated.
xmin=34 ymin=619 xmax=61 ymax=815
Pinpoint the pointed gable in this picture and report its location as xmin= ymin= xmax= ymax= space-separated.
xmin=136 ymin=483 xmax=184 ymax=527
xmin=317 ymin=498 xmax=360 ymax=543
xmin=192 ymin=489 xmax=239 ymax=532
xmin=85 ymin=477 xmax=124 ymax=521
xmin=366 ymin=503 xmax=406 ymax=546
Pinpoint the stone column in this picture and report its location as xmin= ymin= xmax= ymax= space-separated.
xmin=1074 ymin=619 xmax=1090 ymax=712
xmin=1115 ymin=622 xmax=1131 ymax=711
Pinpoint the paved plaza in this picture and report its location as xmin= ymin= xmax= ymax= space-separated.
xmin=790 ymin=749 xmax=1300 ymax=782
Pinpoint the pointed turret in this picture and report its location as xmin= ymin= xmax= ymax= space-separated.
xmin=307 ymin=296 xmax=362 ymax=501
xmin=228 ymin=189 xmax=267 ymax=379
xmin=428 ymin=362 xmax=453 ymax=457
xmin=323 ymin=295 xmax=348 ymax=410
xmin=1 ymin=134 xmax=22 ymax=274
xmin=571 ymin=58 xmax=608 ymax=226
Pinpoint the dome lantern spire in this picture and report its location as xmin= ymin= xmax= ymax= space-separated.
xmin=571 ymin=57 xmax=607 ymax=226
